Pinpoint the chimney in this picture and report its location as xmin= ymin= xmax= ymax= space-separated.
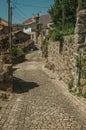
xmin=39 ymin=11 xmax=42 ymax=16
xmin=32 ymin=14 xmax=35 ymax=22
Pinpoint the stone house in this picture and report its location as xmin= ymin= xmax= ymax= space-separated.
xmin=22 ymin=14 xmax=52 ymax=47
xmin=22 ymin=15 xmax=40 ymax=44
xmin=12 ymin=30 xmax=35 ymax=51
xmin=12 ymin=30 xmax=30 ymax=44
xmin=39 ymin=14 xmax=52 ymax=39
xmin=0 ymin=29 xmax=34 ymax=52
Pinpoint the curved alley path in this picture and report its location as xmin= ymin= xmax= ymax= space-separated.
xmin=0 ymin=51 xmax=86 ymax=130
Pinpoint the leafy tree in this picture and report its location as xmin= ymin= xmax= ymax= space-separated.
xmin=49 ymin=0 xmax=86 ymax=40
xmin=49 ymin=0 xmax=78 ymax=30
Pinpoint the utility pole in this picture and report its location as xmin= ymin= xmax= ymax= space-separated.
xmin=8 ymin=0 xmax=12 ymax=52
xmin=10 ymin=6 xmax=12 ymax=50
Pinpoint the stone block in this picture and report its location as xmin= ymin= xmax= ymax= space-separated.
xmin=82 ymin=86 xmax=86 ymax=95
xmin=0 ymin=82 xmax=13 ymax=91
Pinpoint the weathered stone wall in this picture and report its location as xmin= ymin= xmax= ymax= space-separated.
xmin=47 ymin=9 xmax=86 ymax=90
xmin=75 ymin=9 xmax=86 ymax=94
xmin=75 ymin=10 xmax=86 ymax=50
xmin=37 ymin=33 xmax=43 ymax=49
xmin=0 ymin=55 xmax=13 ymax=91
xmin=48 ymin=35 xmax=77 ymax=85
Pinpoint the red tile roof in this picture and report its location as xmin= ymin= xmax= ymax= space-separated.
xmin=0 ymin=18 xmax=8 ymax=26
xmin=22 ymin=14 xmax=52 ymax=27
xmin=0 ymin=18 xmax=16 ymax=27
xmin=15 ymin=39 xmax=34 ymax=47
xmin=39 ymin=14 xmax=52 ymax=27
xmin=23 ymin=18 xmax=35 ymax=26
xmin=23 ymin=21 xmax=35 ymax=26
xmin=0 ymin=30 xmax=29 ymax=41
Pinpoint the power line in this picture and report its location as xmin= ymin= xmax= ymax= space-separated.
xmin=10 ymin=2 xmax=28 ymax=22
xmin=10 ymin=1 xmax=32 ymax=23
xmin=12 ymin=14 xmax=23 ymax=23
xmin=3 ymin=0 xmax=50 ymax=24
xmin=11 ymin=1 xmax=49 ymax=8
xmin=14 ymin=8 xmax=28 ymax=19
xmin=15 ymin=6 xmax=29 ymax=19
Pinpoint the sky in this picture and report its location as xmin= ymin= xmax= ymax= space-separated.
xmin=0 ymin=0 xmax=54 ymax=24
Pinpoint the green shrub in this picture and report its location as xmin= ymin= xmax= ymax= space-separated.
xmin=63 ymin=24 xmax=75 ymax=35
xmin=12 ymin=46 xmax=17 ymax=56
xmin=17 ymin=46 xmax=23 ymax=56
xmin=51 ymin=29 xmax=64 ymax=43
xmin=12 ymin=46 xmax=23 ymax=56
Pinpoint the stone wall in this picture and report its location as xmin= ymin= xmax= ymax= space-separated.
xmin=37 ymin=33 xmax=43 ymax=49
xmin=0 ymin=54 xmax=13 ymax=91
xmin=75 ymin=10 xmax=86 ymax=50
xmin=47 ymin=35 xmax=77 ymax=85
xmin=47 ymin=9 xmax=86 ymax=90
xmin=75 ymin=9 xmax=86 ymax=94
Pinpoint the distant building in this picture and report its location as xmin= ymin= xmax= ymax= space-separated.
xmin=22 ymin=14 xmax=52 ymax=43
xmin=0 ymin=18 xmax=8 ymax=29
xmin=23 ymin=14 xmax=52 ymax=32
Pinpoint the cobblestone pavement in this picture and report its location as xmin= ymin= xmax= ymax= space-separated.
xmin=0 ymin=51 xmax=86 ymax=130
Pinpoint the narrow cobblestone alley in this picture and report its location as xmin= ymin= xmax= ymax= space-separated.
xmin=0 ymin=51 xmax=86 ymax=130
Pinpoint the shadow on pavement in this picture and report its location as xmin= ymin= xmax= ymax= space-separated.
xmin=13 ymin=77 xmax=39 ymax=94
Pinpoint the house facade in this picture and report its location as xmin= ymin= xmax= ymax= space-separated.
xmin=22 ymin=14 xmax=52 ymax=46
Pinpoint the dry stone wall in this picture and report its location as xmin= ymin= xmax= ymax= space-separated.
xmin=75 ymin=9 xmax=86 ymax=93
xmin=75 ymin=10 xmax=86 ymax=48
xmin=0 ymin=54 xmax=13 ymax=91
xmin=47 ymin=9 xmax=86 ymax=89
xmin=48 ymin=35 xmax=77 ymax=85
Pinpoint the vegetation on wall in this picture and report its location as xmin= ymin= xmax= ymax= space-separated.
xmin=51 ymin=29 xmax=64 ymax=42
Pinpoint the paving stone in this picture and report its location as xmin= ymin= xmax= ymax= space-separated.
xmin=0 ymin=52 xmax=86 ymax=130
